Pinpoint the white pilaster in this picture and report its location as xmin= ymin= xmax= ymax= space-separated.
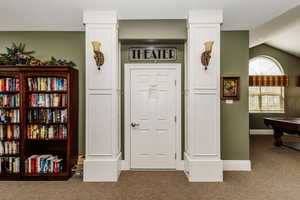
xmin=83 ymin=11 xmax=121 ymax=182
xmin=185 ymin=10 xmax=223 ymax=182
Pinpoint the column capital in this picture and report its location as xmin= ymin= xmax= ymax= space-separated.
xmin=188 ymin=10 xmax=223 ymax=24
xmin=83 ymin=10 xmax=117 ymax=24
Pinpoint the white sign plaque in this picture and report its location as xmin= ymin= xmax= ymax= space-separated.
xmin=129 ymin=47 xmax=177 ymax=61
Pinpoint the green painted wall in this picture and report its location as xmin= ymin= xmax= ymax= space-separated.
xmin=0 ymin=32 xmax=86 ymax=154
xmin=119 ymin=20 xmax=186 ymax=40
xmin=249 ymin=44 xmax=300 ymax=129
xmin=0 ymin=30 xmax=250 ymax=160
xmin=220 ymin=31 xmax=250 ymax=160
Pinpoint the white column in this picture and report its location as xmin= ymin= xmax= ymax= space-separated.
xmin=83 ymin=11 xmax=121 ymax=182
xmin=184 ymin=10 xmax=223 ymax=182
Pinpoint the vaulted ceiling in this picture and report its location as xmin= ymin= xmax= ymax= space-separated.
xmin=250 ymin=5 xmax=300 ymax=57
xmin=0 ymin=0 xmax=299 ymax=31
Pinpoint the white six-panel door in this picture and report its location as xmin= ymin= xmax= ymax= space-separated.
xmin=128 ymin=65 xmax=178 ymax=169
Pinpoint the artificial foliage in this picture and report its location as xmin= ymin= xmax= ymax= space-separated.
xmin=42 ymin=57 xmax=76 ymax=67
xmin=0 ymin=43 xmax=76 ymax=67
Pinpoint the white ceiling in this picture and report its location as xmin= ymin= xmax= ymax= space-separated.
xmin=250 ymin=5 xmax=300 ymax=57
xmin=0 ymin=0 xmax=300 ymax=31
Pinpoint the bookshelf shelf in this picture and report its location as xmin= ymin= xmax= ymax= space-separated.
xmin=27 ymin=122 xmax=67 ymax=125
xmin=0 ymin=173 xmax=21 ymax=176
xmin=28 ymin=90 xmax=68 ymax=94
xmin=0 ymin=107 xmax=20 ymax=109
xmin=0 ymin=138 xmax=19 ymax=141
xmin=0 ymin=66 xmax=78 ymax=180
xmin=26 ymin=139 xmax=67 ymax=141
xmin=28 ymin=106 xmax=67 ymax=109
xmin=0 ymin=154 xmax=20 ymax=157
xmin=0 ymin=91 xmax=19 ymax=94
xmin=23 ymin=172 xmax=68 ymax=176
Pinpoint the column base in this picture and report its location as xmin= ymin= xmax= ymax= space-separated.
xmin=83 ymin=153 xmax=121 ymax=182
xmin=184 ymin=153 xmax=223 ymax=182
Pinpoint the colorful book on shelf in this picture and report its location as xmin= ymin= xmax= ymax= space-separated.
xmin=0 ymin=94 xmax=19 ymax=107
xmin=0 ymin=125 xmax=20 ymax=140
xmin=0 ymin=157 xmax=20 ymax=174
xmin=27 ymin=125 xmax=67 ymax=139
xmin=27 ymin=77 xmax=67 ymax=91
xmin=29 ymin=94 xmax=67 ymax=107
xmin=0 ymin=78 xmax=19 ymax=92
xmin=28 ymin=109 xmax=67 ymax=123
xmin=0 ymin=109 xmax=19 ymax=123
xmin=26 ymin=154 xmax=63 ymax=173
xmin=0 ymin=141 xmax=19 ymax=155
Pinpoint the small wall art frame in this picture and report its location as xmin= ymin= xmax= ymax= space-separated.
xmin=221 ymin=76 xmax=240 ymax=100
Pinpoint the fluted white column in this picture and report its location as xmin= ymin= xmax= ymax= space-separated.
xmin=184 ymin=10 xmax=223 ymax=182
xmin=83 ymin=11 xmax=121 ymax=182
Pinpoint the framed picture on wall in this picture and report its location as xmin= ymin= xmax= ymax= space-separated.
xmin=221 ymin=76 xmax=240 ymax=100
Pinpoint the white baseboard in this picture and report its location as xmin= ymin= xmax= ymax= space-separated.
xmin=223 ymin=160 xmax=251 ymax=171
xmin=122 ymin=159 xmax=251 ymax=172
xmin=250 ymin=129 xmax=273 ymax=135
xmin=121 ymin=160 xmax=184 ymax=170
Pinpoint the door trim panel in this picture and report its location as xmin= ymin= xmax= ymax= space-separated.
xmin=124 ymin=64 xmax=182 ymax=170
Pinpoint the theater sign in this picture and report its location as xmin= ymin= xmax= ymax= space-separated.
xmin=129 ymin=47 xmax=177 ymax=61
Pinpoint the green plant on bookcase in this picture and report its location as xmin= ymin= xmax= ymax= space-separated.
xmin=0 ymin=42 xmax=76 ymax=67
xmin=0 ymin=43 xmax=35 ymax=65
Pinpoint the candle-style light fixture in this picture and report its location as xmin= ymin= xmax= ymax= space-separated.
xmin=91 ymin=41 xmax=104 ymax=70
xmin=201 ymin=41 xmax=214 ymax=70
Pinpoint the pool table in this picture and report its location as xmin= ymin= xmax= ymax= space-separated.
xmin=264 ymin=117 xmax=300 ymax=147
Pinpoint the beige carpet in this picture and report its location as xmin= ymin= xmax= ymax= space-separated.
xmin=1 ymin=135 xmax=300 ymax=200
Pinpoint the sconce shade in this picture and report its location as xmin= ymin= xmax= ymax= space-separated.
xmin=92 ymin=41 xmax=101 ymax=52
xmin=204 ymin=41 xmax=214 ymax=52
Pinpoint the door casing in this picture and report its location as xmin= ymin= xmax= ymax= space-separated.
xmin=124 ymin=63 xmax=182 ymax=170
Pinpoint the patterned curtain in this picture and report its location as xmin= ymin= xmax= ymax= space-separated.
xmin=249 ymin=75 xmax=288 ymax=87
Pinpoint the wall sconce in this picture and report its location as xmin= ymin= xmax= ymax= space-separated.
xmin=91 ymin=41 xmax=104 ymax=70
xmin=201 ymin=41 xmax=214 ymax=70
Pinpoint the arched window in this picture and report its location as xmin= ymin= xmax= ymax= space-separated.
xmin=249 ymin=56 xmax=285 ymax=112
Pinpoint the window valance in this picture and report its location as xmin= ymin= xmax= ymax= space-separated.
xmin=249 ymin=75 xmax=288 ymax=87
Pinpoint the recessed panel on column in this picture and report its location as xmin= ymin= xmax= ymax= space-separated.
xmin=87 ymin=94 xmax=112 ymax=155
xmin=190 ymin=26 xmax=219 ymax=90
xmin=86 ymin=28 xmax=114 ymax=90
xmin=192 ymin=93 xmax=217 ymax=156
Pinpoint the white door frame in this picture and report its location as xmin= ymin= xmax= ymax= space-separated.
xmin=124 ymin=63 xmax=182 ymax=170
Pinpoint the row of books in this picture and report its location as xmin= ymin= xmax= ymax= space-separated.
xmin=0 ymin=94 xmax=19 ymax=107
xmin=27 ymin=77 xmax=67 ymax=91
xmin=0 ymin=109 xmax=19 ymax=123
xmin=28 ymin=109 xmax=67 ymax=123
xmin=27 ymin=125 xmax=67 ymax=139
xmin=0 ymin=125 xmax=20 ymax=140
xmin=0 ymin=141 xmax=19 ymax=155
xmin=25 ymin=155 xmax=63 ymax=173
xmin=0 ymin=78 xmax=19 ymax=92
xmin=29 ymin=94 xmax=67 ymax=107
xmin=0 ymin=157 xmax=20 ymax=174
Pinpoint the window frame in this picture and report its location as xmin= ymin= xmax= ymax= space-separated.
xmin=249 ymin=56 xmax=285 ymax=114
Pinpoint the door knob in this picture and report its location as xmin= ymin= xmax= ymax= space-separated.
xmin=131 ymin=122 xmax=140 ymax=127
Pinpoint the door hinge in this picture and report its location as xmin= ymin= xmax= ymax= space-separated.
xmin=174 ymin=116 xmax=177 ymax=123
xmin=174 ymin=80 xmax=177 ymax=86
xmin=175 ymin=153 xmax=177 ymax=160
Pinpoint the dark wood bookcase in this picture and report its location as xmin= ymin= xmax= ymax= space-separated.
xmin=0 ymin=66 xmax=78 ymax=180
